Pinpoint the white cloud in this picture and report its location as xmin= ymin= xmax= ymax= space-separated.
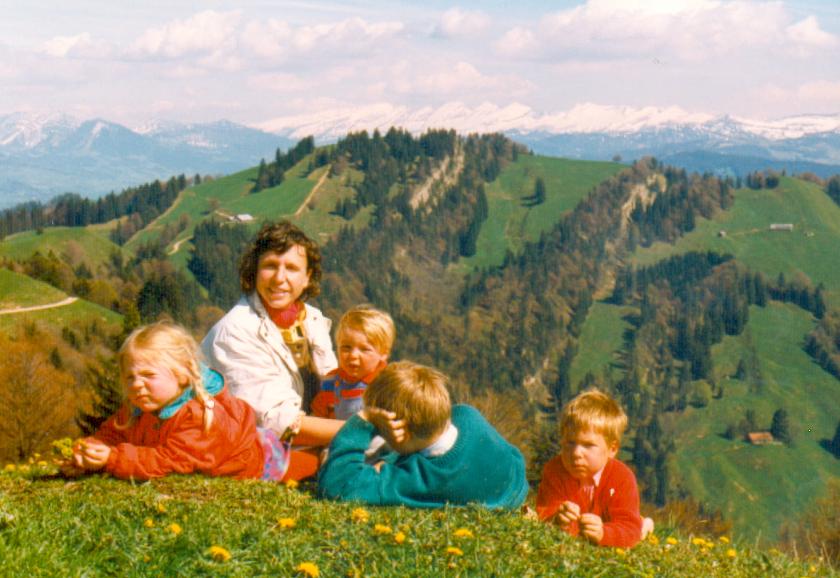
xmin=435 ymin=8 xmax=490 ymax=38
xmin=797 ymin=80 xmax=840 ymax=103
xmin=512 ymin=0 xmax=839 ymax=62
xmin=248 ymin=72 xmax=312 ymax=93
xmin=496 ymin=27 xmax=538 ymax=56
xmin=128 ymin=10 xmax=241 ymax=60
xmin=786 ymin=16 xmax=839 ymax=51
xmin=41 ymin=33 xmax=112 ymax=59
xmin=241 ymin=16 xmax=404 ymax=61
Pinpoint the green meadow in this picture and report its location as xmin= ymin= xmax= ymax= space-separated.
xmin=569 ymin=301 xmax=633 ymax=386
xmin=633 ymin=177 xmax=840 ymax=308
xmin=0 ymin=268 xmax=68 ymax=310
xmin=460 ymin=155 xmax=622 ymax=271
xmin=666 ymin=302 xmax=840 ymax=542
xmin=0 ymin=473 xmax=829 ymax=577
xmin=0 ymin=226 xmax=122 ymax=271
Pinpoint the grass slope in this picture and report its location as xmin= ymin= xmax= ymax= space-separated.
xmin=665 ymin=303 xmax=840 ymax=543
xmin=0 ymin=227 xmax=122 ymax=271
xmin=0 ymin=473 xmax=828 ymax=577
xmin=569 ymin=301 xmax=633 ymax=387
xmin=633 ymin=177 xmax=840 ymax=308
xmin=460 ymin=155 xmax=623 ymax=271
xmin=0 ymin=268 xmax=68 ymax=309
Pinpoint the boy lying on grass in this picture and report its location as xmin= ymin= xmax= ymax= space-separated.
xmin=318 ymin=361 xmax=528 ymax=509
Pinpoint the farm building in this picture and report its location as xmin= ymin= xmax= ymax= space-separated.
xmin=747 ymin=432 xmax=776 ymax=445
xmin=769 ymin=223 xmax=793 ymax=231
xmin=232 ymin=214 xmax=254 ymax=223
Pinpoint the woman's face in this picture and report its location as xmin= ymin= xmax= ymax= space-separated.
xmin=255 ymin=244 xmax=311 ymax=311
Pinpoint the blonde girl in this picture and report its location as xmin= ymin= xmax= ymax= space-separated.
xmin=72 ymin=322 xmax=266 ymax=480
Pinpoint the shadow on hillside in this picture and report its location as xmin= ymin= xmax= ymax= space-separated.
xmin=818 ymin=439 xmax=840 ymax=459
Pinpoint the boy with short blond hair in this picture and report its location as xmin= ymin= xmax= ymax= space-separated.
xmin=312 ymin=305 xmax=395 ymax=420
xmin=536 ymin=389 xmax=645 ymax=548
xmin=318 ymin=361 xmax=529 ymax=509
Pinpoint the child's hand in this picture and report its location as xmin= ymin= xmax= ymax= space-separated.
xmin=555 ymin=501 xmax=581 ymax=529
xmin=364 ymin=407 xmax=407 ymax=444
xmin=73 ymin=438 xmax=111 ymax=470
xmin=579 ymin=513 xmax=604 ymax=544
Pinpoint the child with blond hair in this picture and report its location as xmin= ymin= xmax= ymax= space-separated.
xmin=536 ymin=389 xmax=649 ymax=548
xmin=311 ymin=305 xmax=394 ymax=420
xmin=71 ymin=322 xmax=269 ymax=480
xmin=318 ymin=361 xmax=528 ymax=508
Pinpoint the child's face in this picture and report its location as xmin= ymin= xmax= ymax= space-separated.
xmin=560 ymin=427 xmax=618 ymax=482
xmin=255 ymin=245 xmax=311 ymax=311
xmin=337 ymin=328 xmax=388 ymax=381
xmin=122 ymin=357 xmax=187 ymax=413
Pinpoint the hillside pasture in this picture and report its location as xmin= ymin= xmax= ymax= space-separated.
xmin=0 ymin=268 xmax=68 ymax=310
xmin=664 ymin=302 xmax=840 ymax=542
xmin=569 ymin=301 xmax=634 ymax=387
xmin=633 ymin=177 xmax=840 ymax=308
xmin=0 ymin=226 xmax=122 ymax=271
xmin=460 ymin=155 xmax=623 ymax=271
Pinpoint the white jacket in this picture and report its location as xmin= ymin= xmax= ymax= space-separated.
xmin=201 ymin=294 xmax=338 ymax=435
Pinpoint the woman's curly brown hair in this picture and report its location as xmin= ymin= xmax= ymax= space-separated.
xmin=239 ymin=221 xmax=322 ymax=301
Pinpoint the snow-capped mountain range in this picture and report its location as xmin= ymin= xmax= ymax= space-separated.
xmin=2 ymin=104 xmax=840 ymax=209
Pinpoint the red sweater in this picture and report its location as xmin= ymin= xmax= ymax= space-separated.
xmin=536 ymin=457 xmax=643 ymax=548
xmin=94 ymin=386 xmax=264 ymax=480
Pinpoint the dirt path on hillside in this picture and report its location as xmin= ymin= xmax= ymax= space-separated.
xmin=411 ymin=148 xmax=465 ymax=209
xmin=294 ymin=169 xmax=330 ymax=217
xmin=0 ymin=296 xmax=78 ymax=315
xmin=168 ymin=236 xmax=192 ymax=256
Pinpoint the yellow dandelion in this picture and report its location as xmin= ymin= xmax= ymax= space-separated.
xmin=616 ymin=548 xmax=627 ymax=556
xmin=810 ymin=565 xmax=817 ymax=574
xmin=692 ymin=537 xmax=705 ymax=547
xmin=156 ymin=502 xmax=167 ymax=513
xmin=143 ymin=555 xmax=151 ymax=563
xmin=726 ymin=548 xmax=737 ymax=558
xmin=373 ymin=524 xmax=392 ymax=535
xmin=394 ymin=531 xmax=406 ymax=544
xmin=701 ymin=548 xmax=710 ymax=555
xmin=647 ymin=534 xmax=660 ymax=545
xmin=285 ymin=479 xmax=300 ymax=490
xmin=19 ymin=465 xmax=30 ymax=472
xmin=719 ymin=536 xmax=730 ymax=544
xmin=296 ymin=562 xmax=319 ymax=577
xmin=278 ymin=517 xmax=297 ymax=529
xmin=351 ymin=507 xmax=370 ymax=523
xmin=446 ymin=546 xmax=463 ymax=556
xmin=453 ymin=528 xmax=474 ymax=538
xmin=3 ymin=464 xmax=15 ymax=472
xmin=666 ymin=536 xmax=678 ymax=545
xmin=143 ymin=518 xmax=155 ymax=528
xmin=208 ymin=545 xmax=231 ymax=562
xmin=167 ymin=523 xmax=182 ymax=536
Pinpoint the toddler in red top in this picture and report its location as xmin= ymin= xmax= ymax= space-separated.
xmin=70 ymin=321 xmax=265 ymax=480
xmin=312 ymin=305 xmax=394 ymax=420
xmin=536 ymin=389 xmax=648 ymax=548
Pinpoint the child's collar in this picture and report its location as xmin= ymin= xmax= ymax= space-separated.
xmin=131 ymin=364 xmax=224 ymax=420
xmin=421 ymin=421 xmax=458 ymax=457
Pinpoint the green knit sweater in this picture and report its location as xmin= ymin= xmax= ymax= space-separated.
xmin=318 ymin=404 xmax=528 ymax=508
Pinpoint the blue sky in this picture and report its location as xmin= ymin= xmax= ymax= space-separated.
xmin=1 ymin=1 xmax=838 ymax=128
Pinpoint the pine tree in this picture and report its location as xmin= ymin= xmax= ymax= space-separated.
xmin=770 ymin=408 xmax=792 ymax=445
xmin=76 ymin=360 xmax=123 ymax=435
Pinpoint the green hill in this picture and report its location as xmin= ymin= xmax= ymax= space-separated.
xmin=0 ymin=226 xmax=123 ymax=271
xmin=461 ymin=155 xmax=623 ymax=271
xmin=632 ymin=177 xmax=840 ymax=308
xmin=0 ymin=473 xmax=829 ymax=577
xmin=569 ymin=177 xmax=840 ymax=542
xmin=0 ymin=268 xmax=68 ymax=310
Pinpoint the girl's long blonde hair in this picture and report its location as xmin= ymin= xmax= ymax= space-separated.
xmin=116 ymin=321 xmax=215 ymax=433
